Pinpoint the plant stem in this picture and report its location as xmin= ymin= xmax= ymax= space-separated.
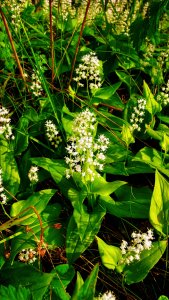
xmin=0 ymin=8 xmax=25 ymax=82
xmin=68 ymin=0 xmax=91 ymax=87
xmin=49 ymin=0 xmax=55 ymax=84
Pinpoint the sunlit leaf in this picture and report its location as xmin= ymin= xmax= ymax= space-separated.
xmin=10 ymin=189 xmax=56 ymax=225
xmin=150 ymin=170 xmax=169 ymax=235
xmin=143 ymin=81 xmax=161 ymax=116
xmin=133 ymin=147 xmax=169 ymax=177
xmin=123 ymin=240 xmax=167 ymax=284
xmin=96 ymin=236 xmax=122 ymax=269
xmin=66 ymin=205 xmax=105 ymax=263
xmin=71 ymin=272 xmax=84 ymax=300
xmin=0 ymin=138 xmax=20 ymax=198
xmin=73 ymin=264 xmax=99 ymax=300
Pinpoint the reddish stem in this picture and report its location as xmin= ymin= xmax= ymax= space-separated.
xmin=68 ymin=0 xmax=91 ymax=86
xmin=0 ymin=8 xmax=25 ymax=82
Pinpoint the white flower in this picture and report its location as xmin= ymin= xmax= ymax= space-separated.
xmin=65 ymin=109 xmax=109 ymax=182
xmin=0 ymin=169 xmax=8 ymax=205
xmin=120 ymin=228 xmax=154 ymax=265
xmin=0 ymin=106 xmax=14 ymax=140
xmin=120 ymin=240 xmax=128 ymax=254
xmin=130 ymin=98 xmax=146 ymax=132
xmin=156 ymin=80 xmax=169 ymax=106
xmin=3 ymin=0 xmax=26 ymax=32
xmin=97 ymin=290 xmax=116 ymax=300
xmin=18 ymin=248 xmax=38 ymax=264
xmin=30 ymin=71 xmax=43 ymax=97
xmin=74 ymin=52 xmax=102 ymax=90
xmin=45 ymin=120 xmax=62 ymax=148
xmin=28 ymin=166 xmax=39 ymax=183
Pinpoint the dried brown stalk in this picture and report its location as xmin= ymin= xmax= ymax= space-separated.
xmin=0 ymin=8 xmax=25 ymax=82
xmin=68 ymin=0 xmax=91 ymax=87
xmin=49 ymin=0 xmax=55 ymax=84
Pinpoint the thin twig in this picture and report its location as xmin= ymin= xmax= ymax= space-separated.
xmin=68 ymin=0 xmax=91 ymax=87
xmin=0 ymin=8 xmax=25 ymax=82
xmin=49 ymin=0 xmax=55 ymax=84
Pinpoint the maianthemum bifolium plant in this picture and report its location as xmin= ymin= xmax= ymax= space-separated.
xmin=0 ymin=0 xmax=169 ymax=299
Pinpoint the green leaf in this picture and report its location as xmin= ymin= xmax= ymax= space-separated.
xmin=158 ymin=115 xmax=169 ymax=125
xmin=127 ymin=160 xmax=155 ymax=175
xmin=66 ymin=205 xmax=105 ymax=263
xmin=115 ymin=71 xmax=134 ymax=88
xmin=158 ymin=296 xmax=169 ymax=300
xmin=146 ymin=125 xmax=163 ymax=141
xmin=10 ymin=203 xmax=63 ymax=262
xmin=104 ymin=160 xmax=154 ymax=176
xmin=121 ymin=124 xmax=135 ymax=147
xmin=68 ymin=186 xmax=87 ymax=207
xmin=91 ymin=84 xmax=124 ymax=109
xmin=71 ymin=272 xmax=84 ymax=300
xmin=0 ymin=138 xmax=20 ymax=198
xmin=98 ymin=111 xmax=127 ymax=130
xmin=133 ymin=147 xmax=169 ymax=177
xmin=130 ymin=16 xmax=148 ymax=51
xmin=101 ymin=191 xmax=151 ymax=219
xmin=23 ymin=108 xmax=39 ymax=122
xmin=0 ymin=285 xmax=32 ymax=300
xmin=150 ymin=170 xmax=169 ymax=235
xmin=10 ymin=189 xmax=56 ymax=225
xmin=114 ymin=185 xmax=152 ymax=218
xmin=90 ymin=176 xmax=127 ymax=196
xmin=0 ymin=263 xmax=55 ymax=300
xmin=123 ymin=240 xmax=167 ymax=284
xmin=61 ymin=105 xmax=75 ymax=137
xmin=31 ymin=158 xmax=66 ymax=183
xmin=31 ymin=158 xmax=75 ymax=197
xmin=143 ymin=81 xmax=161 ymax=116
xmin=160 ymin=133 xmax=169 ymax=153
xmin=14 ymin=117 xmax=29 ymax=155
xmin=74 ymin=264 xmax=99 ymax=300
xmin=0 ymin=244 xmax=6 ymax=270
xmin=93 ymin=83 xmax=121 ymax=100
xmin=96 ymin=236 xmax=122 ymax=269
xmin=51 ymin=264 xmax=75 ymax=300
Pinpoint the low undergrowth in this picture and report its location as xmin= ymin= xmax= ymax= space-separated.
xmin=0 ymin=0 xmax=169 ymax=299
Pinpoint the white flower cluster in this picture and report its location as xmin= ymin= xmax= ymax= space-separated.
xmin=18 ymin=248 xmax=38 ymax=264
xmin=65 ymin=109 xmax=109 ymax=182
xmin=30 ymin=71 xmax=43 ymax=97
xmin=130 ymin=98 xmax=146 ymax=132
xmin=156 ymin=80 xmax=169 ymax=106
xmin=0 ymin=106 xmax=14 ymax=140
xmin=45 ymin=120 xmax=62 ymax=148
xmin=73 ymin=52 xmax=102 ymax=90
xmin=120 ymin=228 xmax=154 ymax=265
xmin=0 ymin=169 xmax=8 ymax=205
xmin=157 ymin=50 xmax=169 ymax=67
xmin=2 ymin=0 xmax=26 ymax=31
xmin=28 ymin=166 xmax=39 ymax=183
xmin=97 ymin=291 xmax=116 ymax=300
